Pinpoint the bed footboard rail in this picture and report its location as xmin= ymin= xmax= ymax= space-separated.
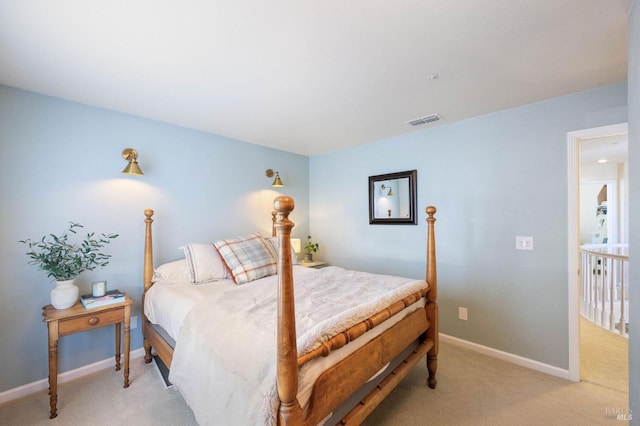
xmin=275 ymin=198 xmax=437 ymax=425
xmin=297 ymin=287 xmax=428 ymax=366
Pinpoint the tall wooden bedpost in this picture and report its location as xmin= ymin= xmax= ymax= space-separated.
xmin=142 ymin=208 xmax=154 ymax=363
xmin=273 ymin=196 xmax=304 ymax=425
xmin=425 ymin=206 xmax=438 ymax=389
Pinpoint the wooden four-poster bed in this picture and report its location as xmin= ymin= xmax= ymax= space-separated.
xmin=141 ymin=195 xmax=438 ymax=425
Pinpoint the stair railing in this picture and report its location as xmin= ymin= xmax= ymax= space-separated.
xmin=580 ymin=244 xmax=629 ymax=337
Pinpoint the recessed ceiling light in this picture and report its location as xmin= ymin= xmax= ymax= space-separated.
xmin=597 ymin=158 xmax=608 ymax=163
xmin=426 ymin=73 xmax=439 ymax=80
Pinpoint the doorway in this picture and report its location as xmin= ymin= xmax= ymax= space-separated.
xmin=567 ymin=122 xmax=629 ymax=386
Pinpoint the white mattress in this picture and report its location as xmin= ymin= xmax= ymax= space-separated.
xmin=145 ymin=265 xmax=427 ymax=424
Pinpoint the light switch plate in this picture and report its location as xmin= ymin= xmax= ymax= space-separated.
xmin=458 ymin=307 xmax=468 ymax=321
xmin=516 ymin=236 xmax=533 ymax=250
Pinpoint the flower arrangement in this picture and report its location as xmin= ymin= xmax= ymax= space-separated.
xmin=20 ymin=222 xmax=119 ymax=281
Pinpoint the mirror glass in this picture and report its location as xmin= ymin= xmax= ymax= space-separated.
xmin=368 ymin=170 xmax=417 ymax=225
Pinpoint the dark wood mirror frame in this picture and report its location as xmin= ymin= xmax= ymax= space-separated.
xmin=369 ymin=170 xmax=417 ymax=225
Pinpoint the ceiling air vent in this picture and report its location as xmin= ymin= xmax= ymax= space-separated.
xmin=406 ymin=114 xmax=442 ymax=127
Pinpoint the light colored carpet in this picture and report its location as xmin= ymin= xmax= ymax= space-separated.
xmin=364 ymin=342 xmax=628 ymax=426
xmin=0 ymin=341 xmax=628 ymax=425
xmin=580 ymin=315 xmax=628 ymax=392
xmin=0 ymin=357 xmax=197 ymax=426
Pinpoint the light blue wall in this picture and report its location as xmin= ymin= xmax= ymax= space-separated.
xmin=0 ymin=85 xmax=309 ymax=393
xmin=310 ymin=82 xmax=627 ymax=369
xmin=1 ymin=51 xmax=636 ymax=402
xmin=627 ymin=2 xmax=638 ymax=423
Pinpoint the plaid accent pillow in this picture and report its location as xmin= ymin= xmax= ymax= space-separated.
xmin=212 ymin=234 xmax=278 ymax=284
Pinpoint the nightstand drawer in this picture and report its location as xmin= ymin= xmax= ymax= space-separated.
xmin=58 ymin=309 xmax=123 ymax=335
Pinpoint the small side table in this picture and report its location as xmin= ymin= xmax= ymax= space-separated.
xmin=42 ymin=294 xmax=133 ymax=419
xmin=299 ymin=261 xmax=327 ymax=269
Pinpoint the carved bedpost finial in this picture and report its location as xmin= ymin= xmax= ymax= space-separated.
xmin=425 ymin=206 xmax=436 ymax=219
xmin=274 ymin=195 xmax=295 ymax=218
xmin=144 ymin=209 xmax=154 ymax=221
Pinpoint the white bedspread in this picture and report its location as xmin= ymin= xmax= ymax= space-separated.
xmin=167 ymin=266 xmax=427 ymax=426
xmin=145 ymin=278 xmax=235 ymax=341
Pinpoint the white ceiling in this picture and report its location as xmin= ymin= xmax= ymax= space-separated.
xmin=0 ymin=1 xmax=631 ymax=156
xmin=580 ymin=133 xmax=629 ymax=165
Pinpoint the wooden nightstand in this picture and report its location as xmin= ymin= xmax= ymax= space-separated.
xmin=41 ymin=294 xmax=133 ymax=419
xmin=299 ymin=261 xmax=327 ymax=269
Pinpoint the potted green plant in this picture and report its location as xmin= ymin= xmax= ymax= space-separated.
xmin=304 ymin=235 xmax=320 ymax=262
xmin=20 ymin=222 xmax=118 ymax=309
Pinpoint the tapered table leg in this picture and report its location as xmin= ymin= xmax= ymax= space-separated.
xmin=115 ymin=322 xmax=121 ymax=371
xmin=123 ymin=305 xmax=130 ymax=388
xmin=47 ymin=321 xmax=59 ymax=419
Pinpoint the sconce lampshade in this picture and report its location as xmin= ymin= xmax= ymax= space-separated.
xmin=266 ymin=169 xmax=284 ymax=187
xmin=272 ymin=172 xmax=284 ymax=187
xmin=122 ymin=148 xmax=143 ymax=176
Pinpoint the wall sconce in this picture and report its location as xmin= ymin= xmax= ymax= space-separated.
xmin=381 ymin=183 xmax=393 ymax=196
xmin=265 ymin=169 xmax=284 ymax=187
xmin=122 ymin=148 xmax=144 ymax=176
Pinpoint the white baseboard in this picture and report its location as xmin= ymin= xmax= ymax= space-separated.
xmin=1 ymin=336 xmax=572 ymax=405
xmin=440 ymin=334 xmax=572 ymax=380
xmin=0 ymin=348 xmax=146 ymax=405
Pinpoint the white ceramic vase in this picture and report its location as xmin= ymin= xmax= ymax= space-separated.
xmin=51 ymin=279 xmax=79 ymax=309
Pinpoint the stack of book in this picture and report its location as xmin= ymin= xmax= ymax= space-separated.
xmin=80 ymin=290 xmax=126 ymax=309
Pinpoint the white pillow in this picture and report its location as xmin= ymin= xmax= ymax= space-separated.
xmin=152 ymin=259 xmax=191 ymax=284
xmin=180 ymin=243 xmax=228 ymax=283
xmin=268 ymin=237 xmax=300 ymax=265
xmin=213 ymin=234 xmax=278 ymax=284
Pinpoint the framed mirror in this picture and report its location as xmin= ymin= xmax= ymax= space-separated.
xmin=369 ymin=170 xmax=417 ymax=225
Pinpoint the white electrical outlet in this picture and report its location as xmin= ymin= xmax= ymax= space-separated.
xmin=458 ymin=307 xmax=468 ymax=321
xmin=131 ymin=316 xmax=138 ymax=329
xmin=515 ymin=236 xmax=533 ymax=250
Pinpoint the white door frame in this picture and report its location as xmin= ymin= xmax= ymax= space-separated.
xmin=566 ymin=122 xmax=628 ymax=382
